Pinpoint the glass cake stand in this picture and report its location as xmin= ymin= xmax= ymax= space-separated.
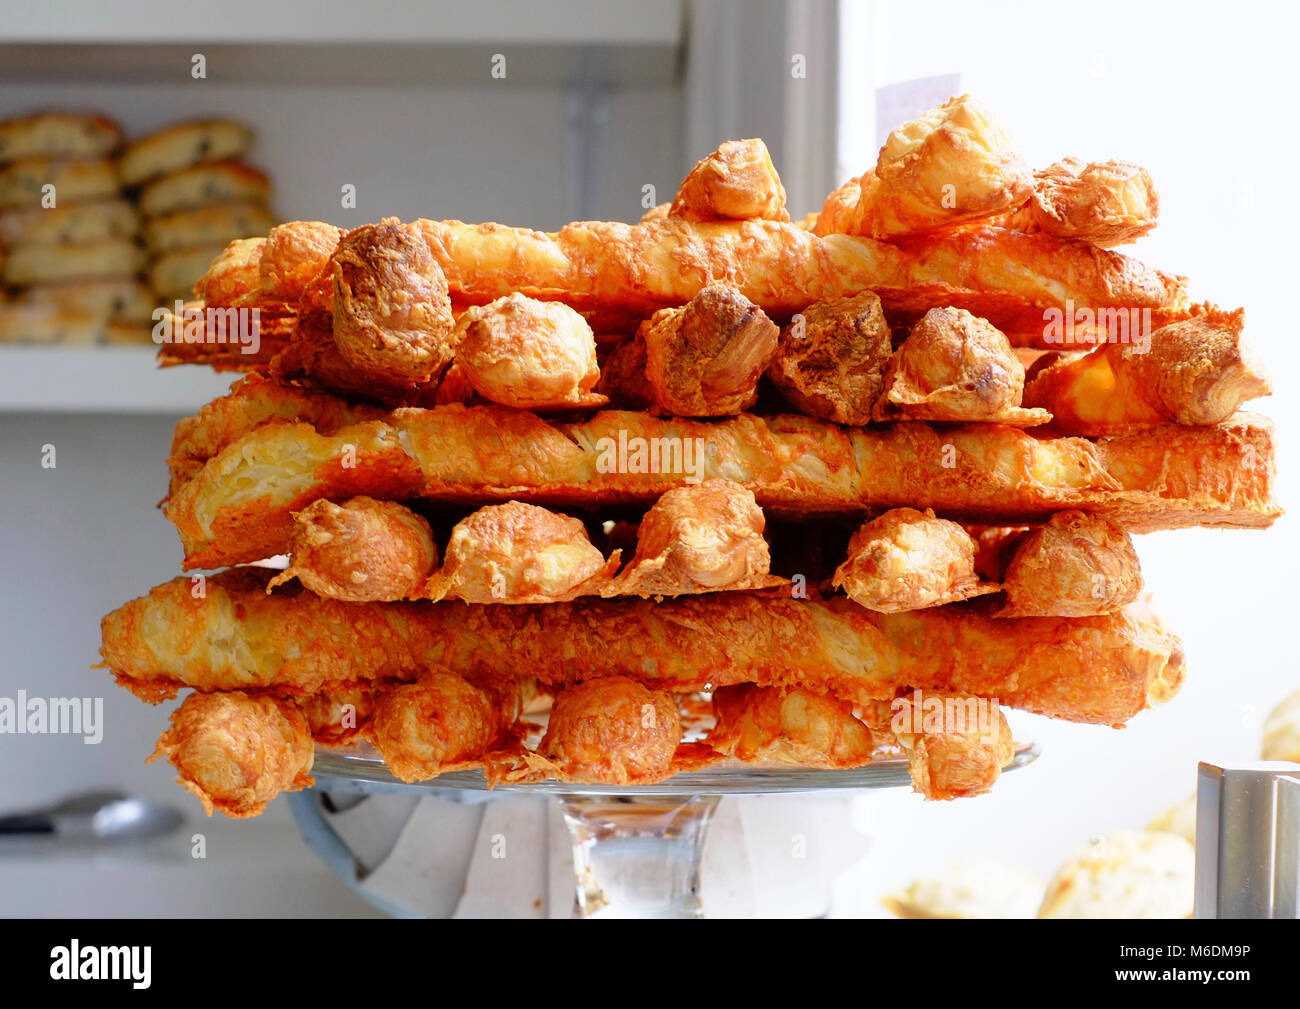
xmin=305 ymin=742 xmax=1040 ymax=918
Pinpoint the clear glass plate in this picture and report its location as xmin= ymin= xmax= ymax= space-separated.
xmin=311 ymin=740 xmax=1040 ymax=796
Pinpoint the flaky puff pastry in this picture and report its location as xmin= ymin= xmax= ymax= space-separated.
xmin=709 ymin=683 xmax=874 ymax=767
xmin=640 ymin=283 xmax=779 ymax=416
xmin=601 ymin=479 xmax=786 ymax=597
xmin=874 ymin=306 xmax=1050 ymax=426
xmin=833 ymin=507 xmax=999 ymax=612
xmin=194 ymin=237 xmax=263 ymax=306
xmin=148 ymin=690 xmax=314 ymax=817
xmin=332 ymin=218 xmax=458 ymax=388
xmin=259 ymin=221 xmax=343 ymax=303
xmin=1037 ymin=830 xmax=1194 ymax=919
xmin=537 ymin=677 xmax=681 ymax=784
xmin=268 ymin=496 xmax=438 ymax=602
xmin=425 ymin=500 xmax=620 ymax=603
xmin=811 ymin=174 xmax=864 ymax=237
xmin=1024 ymin=309 xmax=1270 ymax=435
xmin=877 ymin=689 xmax=1015 ymax=800
xmin=299 ymin=684 xmax=379 ymax=746
xmin=366 ymin=672 xmax=501 ymax=782
xmin=998 ymin=510 xmax=1141 ymax=618
xmin=1014 ymin=158 xmax=1158 ymax=247
xmin=854 ymin=95 xmax=1032 ymax=239
xmin=1261 ymin=689 xmax=1300 ymax=763
xmin=766 ymin=291 xmax=892 ymax=426
xmin=453 ymin=292 xmax=605 ymax=409
xmin=669 ymin=138 xmax=789 ymax=223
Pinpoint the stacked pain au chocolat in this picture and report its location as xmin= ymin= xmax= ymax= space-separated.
xmin=99 ymin=96 xmax=1279 ymax=817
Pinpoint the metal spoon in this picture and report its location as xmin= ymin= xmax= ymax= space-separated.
xmin=0 ymin=791 xmax=183 ymax=842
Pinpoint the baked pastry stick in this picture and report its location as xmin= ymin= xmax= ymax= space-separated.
xmin=452 ymin=293 xmax=605 ymax=409
xmin=160 ymin=214 xmax=1186 ymax=349
xmin=873 ymin=307 xmax=1051 ymax=426
xmin=425 ymin=501 xmax=619 ymax=603
xmin=847 ymin=95 xmax=1033 ymax=239
xmin=638 ymin=284 xmax=779 ymax=416
xmin=765 ymin=291 xmax=893 ymax=426
xmin=669 ymin=138 xmax=789 ymax=222
xmin=413 ymin=217 xmax=1186 ymax=345
xmin=524 ymin=677 xmax=683 ymax=785
xmin=832 ymin=508 xmax=1000 ymax=612
xmin=998 ymin=511 xmax=1142 ymax=618
xmin=167 ymin=374 xmax=385 ymax=494
xmin=268 ymin=497 xmax=438 ymax=602
xmin=100 ymin=568 xmax=1184 ymax=727
xmin=995 ymin=158 xmax=1159 ymax=247
xmin=708 ymin=684 xmax=875 ymax=769
xmin=601 ymin=480 xmax=786 ymax=597
xmin=366 ymin=672 xmax=506 ymax=782
xmin=1024 ymin=310 xmax=1271 ymax=435
xmin=861 ymin=690 xmax=1015 ymax=799
xmin=161 ymin=402 xmax=1279 ymax=569
xmin=148 ymin=691 xmax=314 ymax=817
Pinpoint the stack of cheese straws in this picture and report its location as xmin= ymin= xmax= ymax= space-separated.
xmin=100 ymin=96 xmax=1278 ymax=817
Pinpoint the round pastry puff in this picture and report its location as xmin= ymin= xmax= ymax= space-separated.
xmin=0 ymin=304 xmax=102 ymax=345
xmin=144 ymin=202 xmax=276 ymax=254
xmin=150 ymin=244 xmax=231 ymax=303
xmin=0 ymin=158 xmax=120 ymax=210
xmin=138 ymin=161 xmax=271 ymax=216
xmin=20 ymin=278 xmax=157 ymax=324
xmin=0 ymin=112 xmax=122 ymax=162
xmin=0 ymin=199 xmax=139 ymax=247
xmin=3 ymin=239 xmax=145 ymax=286
xmin=119 ymin=119 xmax=255 ymax=186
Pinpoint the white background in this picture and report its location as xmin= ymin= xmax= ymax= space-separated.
xmin=834 ymin=0 xmax=1299 ymax=914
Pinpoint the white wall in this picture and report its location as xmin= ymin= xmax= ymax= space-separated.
xmin=835 ymin=0 xmax=1300 ymax=913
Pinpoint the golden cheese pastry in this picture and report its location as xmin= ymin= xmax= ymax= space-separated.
xmin=669 ymin=138 xmax=789 ymax=222
xmin=425 ymin=500 xmax=619 ymax=603
xmin=874 ymin=307 xmax=1051 ymax=426
xmin=366 ymin=672 xmax=501 ymax=782
xmin=268 ymin=496 xmax=438 ymax=602
xmin=537 ymin=677 xmax=681 ymax=784
xmin=998 ymin=510 xmax=1142 ymax=618
xmin=160 ymin=400 xmax=1279 ymax=571
xmin=331 ymin=218 xmax=458 ymax=389
xmin=100 ymin=567 xmax=1185 ymax=728
xmin=833 ymin=507 xmax=999 ymax=612
xmin=709 ymin=683 xmax=874 ymax=767
xmin=1024 ymin=309 xmax=1270 ymax=435
xmin=148 ymin=690 xmax=314 ymax=818
xmin=453 ymin=293 xmax=605 ymax=409
xmin=1003 ymin=157 xmax=1159 ymax=247
xmin=601 ymin=479 xmax=786 ymax=597
xmin=766 ymin=290 xmax=892 ymax=425
xmin=889 ymin=690 xmax=1015 ymax=799
xmin=640 ymin=283 xmax=779 ymax=416
xmin=853 ymin=95 xmax=1032 ymax=238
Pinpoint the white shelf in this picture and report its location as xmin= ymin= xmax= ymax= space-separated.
xmin=0 ymin=347 xmax=236 ymax=413
xmin=0 ymin=0 xmax=683 ymax=46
